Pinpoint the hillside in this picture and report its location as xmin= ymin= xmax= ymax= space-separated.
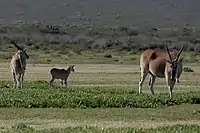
xmin=0 ymin=0 xmax=199 ymax=64
xmin=0 ymin=0 xmax=199 ymax=27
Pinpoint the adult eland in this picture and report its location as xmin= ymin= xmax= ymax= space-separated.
xmin=138 ymin=43 xmax=184 ymax=99
xmin=10 ymin=40 xmax=29 ymax=89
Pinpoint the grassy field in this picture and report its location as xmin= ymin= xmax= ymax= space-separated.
xmin=0 ymin=63 xmax=200 ymax=132
xmin=0 ymin=105 xmax=200 ymax=132
xmin=0 ymin=1 xmax=200 ymax=132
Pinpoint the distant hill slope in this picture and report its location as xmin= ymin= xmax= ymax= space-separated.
xmin=0 ymin=0 xmax=199 ymax=27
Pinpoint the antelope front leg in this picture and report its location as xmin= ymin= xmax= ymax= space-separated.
xmin=12 ymin=72 xmax=17 ymax=89
xmin=63 ymin=79 xmax=67 ymax=88
xmin=167 ymin=85 xmax=173 ymax=99
xmin=16 ymin=74 xmax=21 ymax=89
xmin=166 ymin=78 xmax=175 ymax=99
xmin=21 ymin=74 xmax=24 ymax=89
xmin=60 ymin=79 xmax=64 ymax=88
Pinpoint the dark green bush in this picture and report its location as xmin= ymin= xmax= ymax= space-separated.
xmin=183 ymin=67 xmax=194 ymax=72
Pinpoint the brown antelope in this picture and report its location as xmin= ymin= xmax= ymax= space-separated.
xmin=10 ymin=40 xmax=29 ymax=89
xmin=139 ymin=44 xmax=184 ymax=99
xmin=49 ymin=65 xmax=75 ymax=88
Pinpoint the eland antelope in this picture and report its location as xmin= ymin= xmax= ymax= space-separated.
xmin=49 ymin=65 xmax=75 ymax=88
xmin=139 ymin=44 xmax=184 ymax=99
xmin=10 ymin=40 xmax=29 ymax=89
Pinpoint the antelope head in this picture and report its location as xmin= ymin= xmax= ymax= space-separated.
xmin=165 ymin=44 xmax=184 ymax=83
xmin=11 ymin=40 xmax=29 ymax=59
xmin=69 ymin=65 xmax=75 ymax=72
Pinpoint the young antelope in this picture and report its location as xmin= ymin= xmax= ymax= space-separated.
xmin=49 ymin=65 xmax=75 ymax=88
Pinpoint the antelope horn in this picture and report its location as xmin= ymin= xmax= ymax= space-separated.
xmin=10 ymin=40 xmax=22 ymax=50
xmin=175 ymin=45 xmax=184 ymax=62
xmin=165 ymin=43 xmax=173 ymax=62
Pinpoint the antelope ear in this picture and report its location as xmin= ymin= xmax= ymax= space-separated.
xmin=23 ymin=48 xmax=28 ymax=51
xmin=165 ymin=59 xmax=172 ymax=64
xmin=179 ymin=57 xmax=183 ymax=62
xmin=72 ymin=65 xmax=75 ymax=68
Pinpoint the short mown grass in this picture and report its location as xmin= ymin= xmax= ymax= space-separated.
xmin=0 ymin=104 xmax=200 ymax=121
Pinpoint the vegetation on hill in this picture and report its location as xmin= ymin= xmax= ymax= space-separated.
xmin=0 ymin=23 xmax=200 ymax=64
xmin=1 ymin=23 xmax=200 ymax=52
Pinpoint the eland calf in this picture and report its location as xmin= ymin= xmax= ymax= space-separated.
xmin=10 ymin=40 xmax=29 ymax=89
xmin=49 ymin=65 xmax=75 ymax=88
xmin=139 ymin=44 xmax=184 ymax=99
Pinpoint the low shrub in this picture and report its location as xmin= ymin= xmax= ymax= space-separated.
xmin=104 ymin=54 xmax=112 ymax=58
xmin=183 ymin=67 xmax=194 ymax=72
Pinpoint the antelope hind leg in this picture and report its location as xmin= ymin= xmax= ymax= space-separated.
xmin=149 ymin=75 xmax=156 ymax=95
xmin=138 ymin=68 xmax=148 ymax=94
xmin=50 ymin=78 xmax=55 ymax=88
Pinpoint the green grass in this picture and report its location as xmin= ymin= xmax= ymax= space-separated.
xmin=3 ymin=124 xmax=200 ymax=133
xmin=0 ymin=105 xmax=200 ymax=132
xmin=0 ymin=63 xmax=199 ymax=109
xmin=0 ymin=81 xmax=200 ymax=108
xmin=0 ymin=104 xmax=200 ymax=121
xmin=0 ymin=63 xmax=199 ymax=132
